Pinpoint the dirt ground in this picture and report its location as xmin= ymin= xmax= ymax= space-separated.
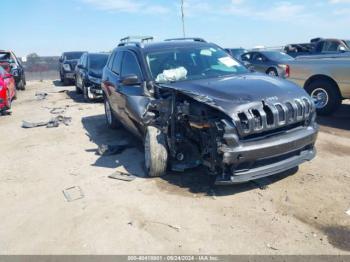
xmin=0 ymin=80 xmax=349 ymax=255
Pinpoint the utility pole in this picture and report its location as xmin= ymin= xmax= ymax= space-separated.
xmin=181 ymin=0 xmax=186 ymax=37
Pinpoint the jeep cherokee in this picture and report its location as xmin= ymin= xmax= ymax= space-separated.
xmin=102 ymin=37 xmax=318 ymax=185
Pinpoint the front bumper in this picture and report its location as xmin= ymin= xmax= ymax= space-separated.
xmin=216 ymin=125 xmax=318 ymax=184
xmin=63 ymin=72 xmax=75 ymax=80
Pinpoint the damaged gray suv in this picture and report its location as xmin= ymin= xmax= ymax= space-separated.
xmin=102 ymin=37 xmax=318 ymax=185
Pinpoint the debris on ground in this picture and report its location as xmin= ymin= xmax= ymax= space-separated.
xmin=62 ymin=186 xmax=84 ymax=202
xmin=346 ymin=209 xmax=350 ymax=216
xmin=148 ymin=221 xmax=181 ymax=232
xmin=108 ymin=170 xmax=137 ymax=182
xmin=49 ymin=107 xmax=66 ymax=115
xmin=97 ymin=143 xmax=130 ymax=156
xmin=35 ymin=92 xmax=48 ymax=100
xmin=22 ymin=115 xmax=72 ymax=128
xmin=266 ymin=243 xmax=278 ymax=250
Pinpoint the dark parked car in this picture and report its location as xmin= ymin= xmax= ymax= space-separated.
xmin=102 ymin=37 xmax=318 ymax=185
xmin=0 ymin=50 xmax=26 ymax=90
xmin=75 ymin=52 xmax=109 ymax=101
xmin=59 ymin=51 xmax=85 ymax=85
xmin=285 ymin=38 xmax=350 ymax=58
xmin=225 ymin=48 xmax=247 ymax=61
xmin=241 ymin=51 xmax=293 ymax=78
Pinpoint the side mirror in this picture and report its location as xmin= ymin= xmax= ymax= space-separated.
xmin=121 ymin=74 xmax=140 ymax=86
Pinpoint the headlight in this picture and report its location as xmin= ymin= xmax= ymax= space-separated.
xmin=63 ymin=64 xmax=71 ymax=71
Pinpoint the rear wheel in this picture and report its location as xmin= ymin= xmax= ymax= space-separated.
xmin=104 ymin=98 xmax=119 ymax=129
xmin=306 ymin=80 xmax=341 ymax=115
xmin=144 ymin=126 xmax=168 ymax=177
xmin=267 ymin=68 xmax=278 ymax=77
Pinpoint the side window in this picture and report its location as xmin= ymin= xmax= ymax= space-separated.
xmin=111 ymin=51 xmax=123 ymax=75
xmin=252 ymin=53 xmax=264 ymax=62
xmin=241 ymin=53 xmax=251 ymax=61
xmin=83 ymin=55 xmax=88 ymax=67
xmin=107 ymin=52 xmax=115 ymax=69
xmin=78 ymin=55 xmax=83 ymax=66
xmin=121 ymin=51 xmax=142 ymax=78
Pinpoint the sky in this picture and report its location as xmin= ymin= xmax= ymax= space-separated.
xmin=2 ymin=0 xmax=350 ymax=57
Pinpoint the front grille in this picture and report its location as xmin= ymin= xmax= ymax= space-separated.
xmin=234 ymin=98 xmax=312 ymax=138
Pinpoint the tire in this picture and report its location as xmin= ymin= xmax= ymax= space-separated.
xmin=75 ymin=80 xmax=82 ymax=94
xmin=305 ymin=79 xmax=341 ymax=116
xmin=267 ymin=68 xmax=278 ymax=77
xmin=63 ymin=78 xmax=70 ymax=86
xmin=83 ymin=83 xmax=92 ymax=102
xmin=144 ymin=126 xmax=168 ymax=177
xmin=104 ymin=98 xmax=119 ymax=129
xmin=6 ymin=90 xmax=11 ymax=110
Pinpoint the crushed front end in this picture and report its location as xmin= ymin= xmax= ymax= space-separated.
xmin=145 ymin=88 xmax=318 ymax=185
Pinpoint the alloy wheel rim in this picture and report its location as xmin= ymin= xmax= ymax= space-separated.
xmin=311 ymin=88 xmax=329 ymax=109
xmin=268 ymin=70 xmax=277 ymax=76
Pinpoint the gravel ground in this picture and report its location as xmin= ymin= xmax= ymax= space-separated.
xmin=0 ymin=80 xmax=349 ymax=255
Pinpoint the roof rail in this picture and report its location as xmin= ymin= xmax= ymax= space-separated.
xmin=118 ymin=36 xmax=154 ymax=48
xmin=120 ymin=36 xmax=154 ymax=43
xmin=164 ymin=37 xmax=207 ymax=43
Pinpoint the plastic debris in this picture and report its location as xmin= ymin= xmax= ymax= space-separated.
xmin=108 ymin=170 xmax=137 ymax=182
xmin=35 ymin=92 xmax=48 ymax=100
xmin=22 ymin=115 xmax=72 ymax=128
xmin=346 ymin=209 xmax=350 ymax=216
xmin=97 ymin=143 xmax=129 ymax=156
xmin=62 ymin=186 xmax=84 ymax=202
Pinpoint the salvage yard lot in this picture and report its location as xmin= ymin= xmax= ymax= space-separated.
xmin=0 ymin=80 xmax=350 ymax=254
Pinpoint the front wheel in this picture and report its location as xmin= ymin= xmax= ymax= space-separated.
xmin=306 ymin=80 xmax=341 ymax=115
xmin=104 ymin=98 xmax=119 ymax=129
xmin=6 ymin=90 xmax=11 ymax=110
xmin=144 ymin=126 xmax=168 ymax=177
xmin=83 ymin=83 xmax=92 ymax=102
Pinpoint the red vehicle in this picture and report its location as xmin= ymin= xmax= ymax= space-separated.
xmin=0 ymin=65 xmax=16 ymax=113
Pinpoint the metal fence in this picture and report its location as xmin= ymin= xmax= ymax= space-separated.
xmin=22 ymin=56 xmax=60 ymax=81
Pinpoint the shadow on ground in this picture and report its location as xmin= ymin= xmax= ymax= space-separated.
xmin=82 ymin=113 xmax=299 ymax=196
xmin=82 ymin=114 xmax=145 ymax=176
xmin=317 ymin=103 xmax=350 ymax=132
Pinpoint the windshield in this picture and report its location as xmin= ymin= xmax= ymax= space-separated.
xmin=0 ymin=52 xmax=11 ymax=61
xmin=88 ymin=54 xmax=109 ymax=72
xmin=146 ymin=46 xmax=248 ymax=83
xmin=344 ymin=40 xmax=350 ymax=48
xmin=263 ymin=51 xmax=294 ymax=61
xmin=64 ymin=52 xmax=84 ymax=60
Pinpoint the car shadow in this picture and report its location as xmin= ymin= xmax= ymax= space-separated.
xmin=317 ymin=103 xmax=350 ymax=131
xmin=161 ymin=167 xmax=298 ymax=196
xmin=52 ymin=80 xmax=66 ymax=87
xmin=82 ymin=114 xmax=299 ymax=196
xmin=82 ymin=114 xmax=146 ymax=176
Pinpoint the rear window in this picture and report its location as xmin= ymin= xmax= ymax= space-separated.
xmin=64 ymin=52 xmax=84 ymax=60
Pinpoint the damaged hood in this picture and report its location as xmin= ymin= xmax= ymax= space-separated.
xmin=163 ymin=73 xmax=311 ymax=117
